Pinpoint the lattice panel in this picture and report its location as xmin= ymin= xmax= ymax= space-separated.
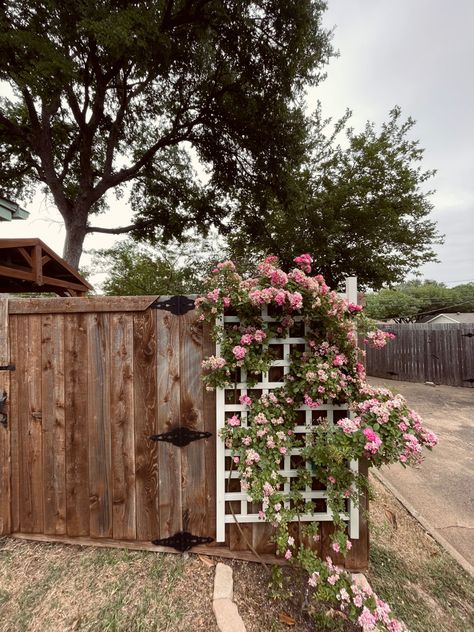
xmin=216 ymin=280 xmax=359 ymax=543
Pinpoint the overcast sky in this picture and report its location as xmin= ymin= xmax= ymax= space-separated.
xmin=2 ymin=0 xmax=473 ymax=287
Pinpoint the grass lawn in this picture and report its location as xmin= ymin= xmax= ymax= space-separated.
xmin=0 ymin=478 xmax=473 ymax=631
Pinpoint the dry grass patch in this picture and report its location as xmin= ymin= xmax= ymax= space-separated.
xmin=0 ymin=540 xmax=217 ymax=632
xmin=368 ymin=474 xmax=474 ymax=632
xmin=1 ymin=477 xmax=473 ymax=632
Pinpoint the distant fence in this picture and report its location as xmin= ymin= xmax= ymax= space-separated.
xmin=365 ymin=323 xmax=474 ymax=387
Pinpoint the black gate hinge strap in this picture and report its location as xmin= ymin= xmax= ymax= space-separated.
xmin=152 ymin=531 xmax=214 ymax=552
xmin=149 ymin=426 xmax=212 ymax=447
xmin=0 ymin=364 xmax=15 ymax=371
xmin=151 ymin=295 xmax=195 ymax=316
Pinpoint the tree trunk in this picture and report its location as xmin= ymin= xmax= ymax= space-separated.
xmin=62 ymin=215 xmax=88 ymax=269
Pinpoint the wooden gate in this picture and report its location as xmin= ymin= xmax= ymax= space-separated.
xmin=0 ymin=295 xmax=368 ymax=569
xmin=0 ymin=296 xmax=216 ymax=548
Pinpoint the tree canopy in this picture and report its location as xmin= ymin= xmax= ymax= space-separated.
xmin=227 ymin=107 xmax=442 ymax=290
xmin=0 ymin=0 xmax=332 ymax=266
xmin=364 ymin=280 xmax=474 ymax=322
xmin=91 ymin=236 xmax=220 ymax=295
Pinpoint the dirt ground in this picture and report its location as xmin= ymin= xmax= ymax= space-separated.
xmin=368 ymin=376 xmax=474 ymax=567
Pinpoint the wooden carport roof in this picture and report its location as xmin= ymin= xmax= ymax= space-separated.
xmin=0 ymin=238 xmax=92 ymax=296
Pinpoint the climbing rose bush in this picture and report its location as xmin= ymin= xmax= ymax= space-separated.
xmin=197 ymin=254 xmax=437 ymax=631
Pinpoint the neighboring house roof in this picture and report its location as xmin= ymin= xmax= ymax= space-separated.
xmin=0 ymin=238 xmax=92 ymax=296
xmin=424 ymin=312 xmax=474 ymax=324
xmin=0 ymin=196 xmax=29 ymax=221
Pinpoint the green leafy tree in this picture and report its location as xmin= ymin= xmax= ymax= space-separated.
xmin=91 ymin=236 xmax=220 ymax=295
xmin=365 ymin=280 xmax=474 ymax=322
xmin=0 ymin=0 xmax=332 ymax=267
xmin=227 ymin=107 xmax=443 ymax=290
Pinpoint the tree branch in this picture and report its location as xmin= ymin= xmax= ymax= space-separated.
xmin=86 ymin=218 xmax=156 ymax=235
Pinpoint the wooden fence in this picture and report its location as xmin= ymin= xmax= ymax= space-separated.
xmin=0 ymin=295 xmax=368 ymax=569
xmin=365 ymin=323 xmax=474 ymax=387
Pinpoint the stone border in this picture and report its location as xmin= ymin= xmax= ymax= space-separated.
xmin=373 ymin=470 xmax=474 ymax=577
xmin=213 ymin=562 xmax=247 ymax=632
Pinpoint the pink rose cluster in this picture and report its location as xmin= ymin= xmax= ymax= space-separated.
xmin=293 ymin=253 xmax=312 ymax=273
xmin=365 ymin=329 xmax=396 ymax=349
xmin=337 ymin=416 xmax=361 ymax=434
xmin=201 ymin=355 xmax=226 ymax=371
xmin=348 ymin=302 xmax=363 ymax=314
xmin=232 ymin=345 xmax=247 ymax=362
xmin=363 ymin=427 xmax=382 ymax=454
xmin=248 ymin=287 xmax=303 ymax=311
xmin=239 ymin=328 xmax=266 ymax=346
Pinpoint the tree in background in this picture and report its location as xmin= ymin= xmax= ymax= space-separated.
xmin=90 ymin=236 xmax=221 ymax=295
xmin=0 ymin=0 xmax=332 ymax=266
xmin=365 ymin=280 xmax=474 ymax=322
xmin=227 ymin=107 xmax=442 ymax=290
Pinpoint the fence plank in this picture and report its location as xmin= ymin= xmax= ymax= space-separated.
xmin=18 ymin=315 xmax=43 ymax=532
xmin=41 ymin=314 xmax=66 ymax=535
xmin=64 ymin=313 xmax=90 ymax=536
xmin=156 ymin=310 xmax=182 ymax=539
xmin=0 ymin=297 xmax=11 ymax=535
xmin=202 ymin=323 xmax=217 ymax=543
xmin=9 ymin=316 xmax=19 ymax=532
xmin=110 ymin=313 xmax=136 ymax=540
xmin=87 ymin=313 xmax=112 ymax=537
xmin=133 ymin=310 xmax=159 ymax=540
xmin=180 ymin=312 xmax=208 ymax=539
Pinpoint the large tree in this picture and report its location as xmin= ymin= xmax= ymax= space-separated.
xmin=227 ymin=107 xmax=443 ymax=290
xmin=0 ymin=0 xmax=332 ymax=266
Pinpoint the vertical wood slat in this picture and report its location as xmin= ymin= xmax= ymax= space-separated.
xmin=110 ymin=313 xmax=136 ymax=540
xmin=202 ymin=322 xmax=217 ymax=543
xmin=18 ymin=315 xmax=43 ymax=533
xmin=133 ymin=310 xmax=159 ymax=540
xmin=41 ymin=314 xmax=66 ymax=535
xmin=0 ymin=297 xmax=11 ymax=534
xmin=9 ymin=315 xmax=19 ymax=532
xmin=87 ymin=313 xmax=112 ymax=537
xmin=180 ymin=312 xmax=208 ymax=538
xmin=65 ymin=313 xmax=90 ymax=536
xmin=156 ymin=310 xmax=182 ymax=539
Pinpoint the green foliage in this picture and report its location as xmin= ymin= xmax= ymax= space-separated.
xmin=227 ymin=107 xmax=442 ymax=290
xmin=365 ymin=280 xmax=474 ymax=321
xmin=90 ymin=237 xmax=220 ymax=295
xmin=0 ymin=0 xmax=333 ymax=265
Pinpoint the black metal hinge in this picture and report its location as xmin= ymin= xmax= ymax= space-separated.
xmin=462 ymin=332 xmax=474 ymax=338
xmin=152 ymin=531 xmax=214 ymax=552
xmin=0 ymin=364 xmax=15 ymax=371
xmin=149 ymin=426 xmax=212 ymax=447
xmin=0 ymin=392 xmax=7 ymax=428
xmin=151 ymin=295 xmax=195 ymax=316
xmin=464 ymin=378 xmax=474 ymax=384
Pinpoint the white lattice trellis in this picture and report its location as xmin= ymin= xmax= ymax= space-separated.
xmin=216 ymin=278 xmax=359 ymax=543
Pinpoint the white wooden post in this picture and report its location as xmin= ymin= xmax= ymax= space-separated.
xmin=345 ymin=276 xmax=360 ymax=539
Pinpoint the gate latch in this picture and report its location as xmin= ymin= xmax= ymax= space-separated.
xmin=152 ymin=531 xmax=214 ymax=552
xmin=0 ymin=392 xmax=7 ymax=429
xmin=149 ymin=426 xmax=212 ymax=447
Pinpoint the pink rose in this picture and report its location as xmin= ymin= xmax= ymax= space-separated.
xmin=232 ymin=345 xmax=247 ymax=360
